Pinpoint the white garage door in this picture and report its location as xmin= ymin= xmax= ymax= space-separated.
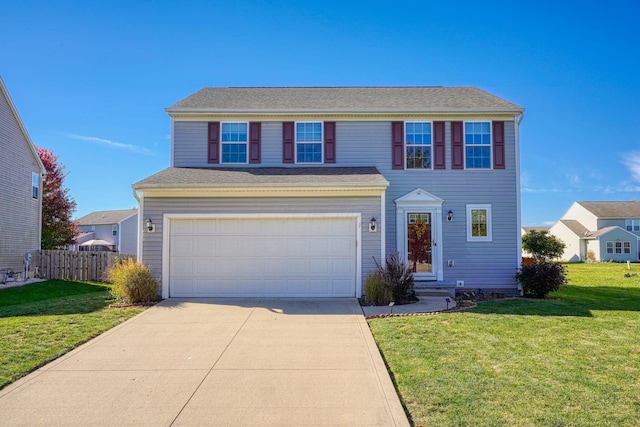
xmin=168 ymin=217 xmax=357 ymax=297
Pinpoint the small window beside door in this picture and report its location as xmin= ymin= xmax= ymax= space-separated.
xmin=466 ymin=204 xmax=492 ymax=242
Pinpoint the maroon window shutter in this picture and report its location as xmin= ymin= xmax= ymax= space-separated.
xmin=249 ymin=122 xmax=261 ymax=164
xmin=433 ymin=121 xmax=445 ymax=169
xmin=493 ymin=121 xmax=505 ymax=169
xmin=208 ymin=121 xmax=220 ymax=164
xmin=282 ymin=121 xmax=295 ymax=163
xmin=324 ymin=121 xmax=336 ymax=163
xmin=392 ymin=121 xmax=404 ymax=170
xmin=451 ymin=121 xmax=464 ymax=169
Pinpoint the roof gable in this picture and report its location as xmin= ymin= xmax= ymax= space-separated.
xmin=167 ymin=86 xmax=523 ymax=115
xmin=0 ymin=76 xmax=44 ymax=172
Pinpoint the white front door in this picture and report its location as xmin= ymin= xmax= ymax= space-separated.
xmin=406 ymin=211 xmax=437 ymax=279
xmin=395 ymin=189 xmax=444 ymax=281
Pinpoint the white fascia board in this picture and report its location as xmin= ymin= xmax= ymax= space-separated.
xmin=137 ymin=185 xmax=388 ymax=198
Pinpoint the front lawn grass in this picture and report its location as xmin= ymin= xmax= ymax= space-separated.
xmin=0 ymin=280 xmax=145 ymax=389
xmin=368 ymin=263 xmax=640 ymax=426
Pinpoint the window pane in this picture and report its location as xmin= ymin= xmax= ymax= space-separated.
xmin=406 ymin=147 xmax=431 ymax=169
xmin=624 ymin=242 xmax=631 ymax=253
xmin=221 ymin=123 xmax=248 ymax=142
xmin=222 ymin=143 xmax=247 ymax=163
xmin=406 ymin=122 xmax=431 ymax=146
xmin=466 ymin=147 xmax=490 ymax=168
xmin=296 ymin=122 xmax=322 ymax=142
xmin=471 ymin=209 xmax=487 ymax=237
xmin=297 ymin=143 xmax=322 ymax=163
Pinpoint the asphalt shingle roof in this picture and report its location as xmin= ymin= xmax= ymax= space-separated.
xmin=167 ymin=86 xmax=523 ymax=113
xmin=133 ymin=167 xmax=389 ymax=189
xmin=559 ymin=219 xmax=591 ymax=237
xmin=577 ymin=201 xmax=640 ymax=218
xmin=76 ymin=209 xmax=137 ymax=225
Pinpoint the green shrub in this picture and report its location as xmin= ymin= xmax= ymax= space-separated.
xmin=364 ymin=272 xmax=392 ymax=306
xmin=374 ymin=252 xmax=414 ymax=304
xmin=516 ymin=260 xmax=567 ymax=298
xmin=107 ymin=258 xmax=158 ymax=304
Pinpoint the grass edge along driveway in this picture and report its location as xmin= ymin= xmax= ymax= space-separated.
xmin=0 ymin=280 xmax=145 ymax=389
xmin=368 ymin=263 xmax=640 ymax=427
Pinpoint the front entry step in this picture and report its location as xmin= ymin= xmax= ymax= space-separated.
xmin=414 ymin=281 xmax=457 ymax=297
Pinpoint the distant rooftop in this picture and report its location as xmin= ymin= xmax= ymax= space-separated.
xmin=577 ymin=201 xmax=640 ymax=218
xmin=76 ymin=209 xmax=137 ymax=225
xmin=167 ymin=86 xmax=523 ymax=114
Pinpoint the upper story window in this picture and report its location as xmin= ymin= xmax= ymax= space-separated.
xmin=112 ymin=225 xmax=118 ymax=236
xmin=405 ymin=122 xmax=432 ymax=169
xmin=32 ymin=172 xmax=39 ymax=199
xmin=465 ymin=122 xmax=491 ymax=169
xmin=625 ymin=219 xmax=640 ymax=231
xmin=221 ymin=122 xmax=248 ymax=163
xmin=466 ymin=204 xmax=492 ymax=242
xmin=296 ymin=122 xmax=322 ymax=163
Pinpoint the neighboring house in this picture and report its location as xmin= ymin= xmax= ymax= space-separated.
xmin=0 ymin=76 xmax=44 ymax=277
xmin=73 ymin=209 xmax=138 ymax=254
xmin=549 ymin=201 xmax=640 ymax=262
xmin=133 ymin=86 xmax=525 ymax=298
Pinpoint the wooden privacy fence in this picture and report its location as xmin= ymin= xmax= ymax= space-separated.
xmin=38 ymin=250 xmax=136 ymax=282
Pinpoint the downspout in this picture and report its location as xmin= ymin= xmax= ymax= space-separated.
xmin=515 ymin=111 xmax=525 ymax=296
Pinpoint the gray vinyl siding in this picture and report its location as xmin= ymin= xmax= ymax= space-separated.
xmin=599 ymin=228 xmax=639 ymax=262
xmin=170 ymin=118 xmax=519 ymax=290
xmin=0 ymin=88 xmax=42 ymax=271
xmin=118 ymin=214 xmax=138 ymax=255
xmin=140 ymin=196 xmax=382 ymax=295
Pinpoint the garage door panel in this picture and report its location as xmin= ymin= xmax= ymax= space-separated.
xmin=169 ymin=217 xmax=357 ymax=297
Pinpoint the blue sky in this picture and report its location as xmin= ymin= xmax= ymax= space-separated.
xmin=2 ymin=0 xmax=639 ymax=225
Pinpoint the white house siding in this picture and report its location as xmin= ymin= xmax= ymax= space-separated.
xmin=119 ymin=214 xmax=138 ymax=255
xmin=0 ymin=84 xmax=42 ymax=271
xmin=562 ymin=203 xmax=598 ymax=230
xmin=549 ymin=222 xmax=582 ymax=261
xmin=170 ymin=118 xmax=519 ymax=291
xmin=140 ymin=196 xmax=382 ymax=296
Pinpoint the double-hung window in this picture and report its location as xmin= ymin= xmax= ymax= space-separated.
xmin=466 ymin=204 xmax=492 ymax=242
xmin=607 ymin=241 xmax=631 ymax=254
xmin=112 ymin=225 xmax=118 ymax=236
xmin=465 ymin=122 xmax=491 ymax=169
xmin=296 ymin=122 xmax=322 ymax=163
xmin=405 ymin=122 xmax=432 ymax=169
xmin=221 ymin=122 xmax=248 ymax=163
xmin=625 ymin=219 xmax=640 ymax=231
xmin=31 ymin=172 xmax=39 ymax=199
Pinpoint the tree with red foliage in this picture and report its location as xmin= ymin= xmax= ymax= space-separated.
xmin=36 ymin=147 xmax=79 ymax=249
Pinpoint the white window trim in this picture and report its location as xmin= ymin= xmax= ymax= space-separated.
xmin=220 ymin=121 xmax=249 ymax=164
xmin=32 ymin=172 xmax=39 ymax=200
xmin=295 ymin=121 xmax=324 ymax=164
xmin=625 ymin=219 xmax=640 ymax=232
xmin=404 ymin=121 xmax=433 ymax=170
xmin=466 ymin=204 xmax=492 ymax=242
xmin=464 ymin=121 xmax=493 ymax=170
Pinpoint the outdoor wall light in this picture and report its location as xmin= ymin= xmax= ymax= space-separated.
xmin=145 ymin=218 xmax=155 ymax=232
xmin=369 ymin=217 xmax=378 ymax=233
xmin=447 ymin=210 xmax=454 ymax=222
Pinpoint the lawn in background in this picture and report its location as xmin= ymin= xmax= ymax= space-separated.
xmin=0 ymin=280 xmax=145 ymax=389
xmin=369 ymin=263 xmax=640 ymax=426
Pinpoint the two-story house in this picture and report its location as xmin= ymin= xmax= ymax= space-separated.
xmin=549 ymin=201 xmax=640 ymax=262
xmin=73 ymin=209 xmax=138 ymax=254
xmin=133 ymin=87 xmax=525 ymax=299
xmin=0 ymin=76 xmax=44 ymax=278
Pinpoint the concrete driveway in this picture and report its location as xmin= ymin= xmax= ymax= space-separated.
xmin=0 ymin=298 xmax=409 ymax=426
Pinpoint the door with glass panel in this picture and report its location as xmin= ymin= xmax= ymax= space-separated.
xmin=407 ymin=212 xmax=436 ymax=278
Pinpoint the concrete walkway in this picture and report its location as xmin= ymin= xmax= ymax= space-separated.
xmin=361 ymin=296 xmax=456 ymax=317
xmin=0 ymin=298 xmax=409 ymax=426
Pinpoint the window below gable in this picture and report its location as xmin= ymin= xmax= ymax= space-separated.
xmin=405 ymin=122 xmax=432 ymax=169
xmin=607 ymin=241 xmax=631 ymax=254
xmin=465 ymin=122 xmax=491 ymax=169
xmin=32 ymin=172 xmax=39 ymax=200
xmin=296 ymin=122 xmax=323 ymax=163
xmin=221 ymin=122 xmax=248 ymax=164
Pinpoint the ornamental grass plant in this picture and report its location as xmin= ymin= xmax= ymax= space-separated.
xmin=107 ymin=258 xmax=158 ymax=304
